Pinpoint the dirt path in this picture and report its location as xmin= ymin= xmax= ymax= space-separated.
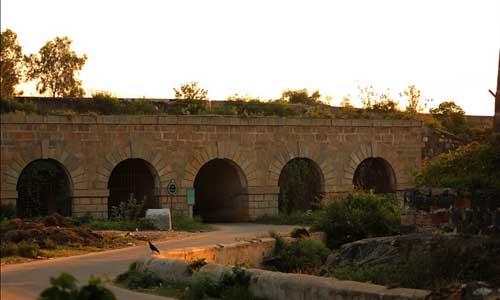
xmin=0 ymin=223 xmax=295 ymax=300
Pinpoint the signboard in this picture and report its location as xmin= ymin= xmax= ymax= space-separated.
xmin=187 ymin=188 xmax=195 ymax=205
xmin=167 ymin=179 xmax=177 ymax=195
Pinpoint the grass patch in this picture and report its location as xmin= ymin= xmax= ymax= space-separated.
xmin=253 ymin=210 xmax=319 ymax=225
xmin=172 ymin=215 xmax=213 ymax=232
xmin=84 ymin=219 xmax=156 ymax=231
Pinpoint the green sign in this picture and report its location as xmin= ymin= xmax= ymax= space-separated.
xmin=167 ymin=179 xmax=177 ymax=195
xmin=187 ymin=188 xmax=195 ymax=205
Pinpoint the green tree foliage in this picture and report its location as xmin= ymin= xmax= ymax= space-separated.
xmin=1 ymin=29 xmax=25 ymax=97
xmin=39 ymin=273 xmax=115 ymax=300
xmin=281 ymin=88 xmax=321 ymax=105
xmin=415 ymin=134 xmax=500 ymax=193
xmin=27 ymin=36 xmax=87 ymax=97
xmin=173 ymin=81 xmax=208 ymax=100
xmin=311 ymin=191 xmax=401 ymax=249
xmin=429 ymin=101 xmax=469 ymax=136
xmin=269 ymin=233 xmax=330 ymax=274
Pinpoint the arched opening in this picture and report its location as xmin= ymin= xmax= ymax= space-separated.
xmin=108 ymin=159 xmax=159 ymax=216
xmin=353 ymin=157 xmax=396 ymax=193
xmin=16 ymin=159 xmax=72 ymax=218
xmin=278 ymin=158 xmax=324 ymax=214
xmin=193 ymin=158 xmax=248 ymax=222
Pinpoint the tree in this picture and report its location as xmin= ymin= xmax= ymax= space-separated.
xmin=27 ymin=36 xmax=87 ymax=97
xmin=173 ymin=81 xmax=208 ymax=100
xmin=402 ymin=85 xmax=427 ymax=115
xmin=430 ymin=101 xmax=469 ymax=137
xmin=1 ymin=29 xmax=25 ymax=97
xmin=281 ymin=88 xmax=321 ymax=105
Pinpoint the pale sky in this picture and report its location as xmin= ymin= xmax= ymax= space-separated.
xmin=1 ymin=0 xmax=499 ymax=115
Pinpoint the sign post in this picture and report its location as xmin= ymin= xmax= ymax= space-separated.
xmin=187 ymin=188 xmax=195 ymax=218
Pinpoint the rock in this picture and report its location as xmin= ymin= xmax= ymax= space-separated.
xmin=145 ymin=208 xmax=172 ymax=230
xmin=324 ymin=233 xmax=434 ymax=268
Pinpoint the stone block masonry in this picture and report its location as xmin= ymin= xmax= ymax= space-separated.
xmin=1 ymin=114 xmax=423 ymax=219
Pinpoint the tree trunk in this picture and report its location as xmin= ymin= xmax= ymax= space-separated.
xmin=495 ymin=50 xmax=500 ymax=132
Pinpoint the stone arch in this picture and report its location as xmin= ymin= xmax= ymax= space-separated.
xmin=95 ymin=139 xmax=172 ymax=194
xmin=2 ymin=139 xmax=86 ymax=196
xmin=278 ymin=157 xmax=325 ymax=213
xmin=107 ymin=158 xmax=161 ymax=213
xmin=267 ymin=143 xmax=335 ymax=188
xmin=16 ymin=158 xmax=74 ymax=217
xmin=193 ymin=158 xmax=249 ymax=222
xmin=343 ymin=142 xmax=403 ymax=191
xmin=353 ymin=157 xmax=396 ymax=193
xmin=182 ymin=142 xmax=257 ymax=189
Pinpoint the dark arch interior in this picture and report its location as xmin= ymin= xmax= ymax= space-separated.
xmin=193 ymin=159 xmax=248 ymax=222
xmin=108 ymin=159 xmax=158 ymax=215
xmin=353 ymin=157 xmax=396 ymax=193
xmin=278 ymin=158 xmax=324 ymax=214
xmin=16 ymin=159 xmax=72 ymax=218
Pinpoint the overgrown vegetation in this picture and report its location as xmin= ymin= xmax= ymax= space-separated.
xmin=0 ymin=213 xmax=137 ymax=261
xmin=254 ymin=210 xmax=319 ymax=225
xmin=265 ymin=232 xmax=330 ymax=274
xmin=311 ymin=191 xmax=401 ymax=249
xmin=415 ymin=133 xmax=500 ymax=195
xmin=278 ymin=158 xmax=324 ymax=213
xmin=39 ymin=272 xmax=115 ymax=300
xmin=116 ymin=262 xmax=261 ymax=300
xmin=327 ymin=235 xmax=500 ymax=290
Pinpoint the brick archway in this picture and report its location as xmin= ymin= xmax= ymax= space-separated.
xmin=182 ymin=142 xmax=257 ymax=188
xmin=343 ymin=142 xmax=403 ymax=190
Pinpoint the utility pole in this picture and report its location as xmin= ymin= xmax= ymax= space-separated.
xmin=495 ymin=50 xmax=500 ymax=132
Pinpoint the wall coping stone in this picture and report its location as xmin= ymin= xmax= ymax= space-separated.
xmin=0 ymin=113 xmax=423 ymax=127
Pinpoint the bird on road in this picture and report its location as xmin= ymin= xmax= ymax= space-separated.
xmin=149 ymin=240 xmax=160 ymax=255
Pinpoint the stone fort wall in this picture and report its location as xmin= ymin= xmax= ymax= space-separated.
xmin=1 ymin=114 xmax=423 ymax=219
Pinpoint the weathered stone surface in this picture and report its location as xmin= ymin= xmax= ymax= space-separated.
xmin=145 ymin=208 xmax=172 ymax=230
xmin=1 ymin=114 xmax=424 ymax=219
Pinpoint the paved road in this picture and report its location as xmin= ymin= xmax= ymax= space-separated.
xmin=1 ymin=223 xmax=295 ymax=300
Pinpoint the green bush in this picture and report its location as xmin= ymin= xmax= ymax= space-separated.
xmin=110 ymin=197 xmax=145 ymax=221
xmin=311 ymin=191 xmax=401 ymax=249
xmin=415 ymin=133 xmax=500 ymax=194
xmin=39 ymin=272 xmax=115 ymax=300
xmin=268 ymin=233 xmax=330 ymax=274
xmin=17 ymin=240 xmax=40 ymax=258
xmin=0 ymin=97 xmax=37 ymax=114
xmin=0 ymin=242 xmax=18 ymax=257
xmin=116 ymin=263 xmax=162 ymax=290
xmin=187 ymin=265 xmax=257 ymax=300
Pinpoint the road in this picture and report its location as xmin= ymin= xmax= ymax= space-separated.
xmin=1 ymin=223 xmax=295 ymax=300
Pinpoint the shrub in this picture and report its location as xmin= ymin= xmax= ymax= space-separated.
xmin=268 ymin=233 xmax=330 ymax=274
xmin=0 ymin=97 xmax=37 ymax=114
xmin=39 ymin=272 xmax=116 ymax=300
xmin=110 ymin=198 xmax=144 ymax=221
xmin=312 ymin=191 xmax=401 ymax=249
xmin=116 ymin=263 xmax=162 ymax=290
xmin=0 ymin=203 xmax=16 ymax=221
xmin=415 ymin=133 xmax=500 ymax=194
xmin=17 ymin=240 xmax=40 ymax=258
xmin=0 ymin=242 xmax=18 ymax=257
